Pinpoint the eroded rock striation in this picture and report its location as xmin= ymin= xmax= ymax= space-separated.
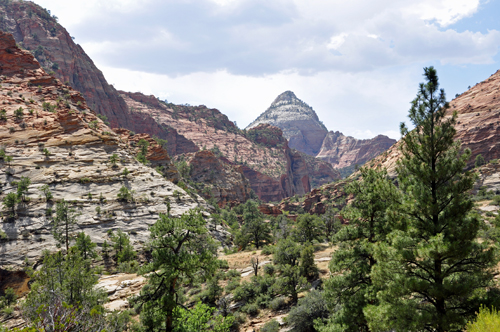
xmin=0 ymin=31 xmax=227 ymax=273
xmin=247 ymin=91 xmax=328 ymax=156
xmin=372 ymin=69 xmax=500 ymax=175
xmin=0 ymin=1 xmax=178 ymax=143
xmin=316 ymin=131 xmax=396 ymax=169
xmin=183 ymin=150 xmax=253 ymax=207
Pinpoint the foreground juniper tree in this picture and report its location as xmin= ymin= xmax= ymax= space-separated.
xmin=365 ymin=67 xmax=499 ymax=332
xmin=135 ymin=208 xmax=219 ymax=332
xmin=319 ymin=167 xmax=399 ymax=332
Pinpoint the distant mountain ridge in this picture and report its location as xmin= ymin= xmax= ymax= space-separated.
xmin=247 ymin=91 xmax=396 ymax=174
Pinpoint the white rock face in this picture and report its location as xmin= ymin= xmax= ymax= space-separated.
xmin=246 ymin=91 xmax=328 ymax=156
xmin=0 ymin=120 xmax=219 ymax=269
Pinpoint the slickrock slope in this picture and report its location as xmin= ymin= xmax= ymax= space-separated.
xmin=316 ymin=131 xmax=396 ymax=169
xmin=120 ymin=92 xmax=338 ymax=202
xmin=0 ymin=31 xmax=226 ymax=273
xmin=115 ymin=129 xmax=180 ymax=183
xmin=247 ymin=91 xmax=328 ymax=155
xmin=246 ymin=91 xmax=397 ymax=174
xmin=372 ymin=69 xmax=500 ymax=175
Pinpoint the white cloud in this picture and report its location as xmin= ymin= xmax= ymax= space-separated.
xmin=406 ymin=0 xmax=480 ymax=27
xmin=327 ymin=33 xmax=348 ymax=50
xmin=101 ymin=65 xmax=418 ymax=139
xmin=31 ymin=0 xmax=498 ymax=140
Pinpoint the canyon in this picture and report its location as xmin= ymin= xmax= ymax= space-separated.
xmin=0 ymin=1 xmax=342 ymax=204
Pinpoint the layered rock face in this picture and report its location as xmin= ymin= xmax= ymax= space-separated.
xmin=0 ymin=1 xmax=132 ymax=129
xmin=372 ymin=69 xmax=500 ymax=175
xmin=298 ymin=151 xmax=342 ymax=188
xmin=246 ymin=91 xmax=396 ymax=174
xmin=184 ymin=150 xmax=253 ymax=207
xmin=120 ymin=93 xmax=339 ymax=202
xmin=247 ymin=91 xmax=328 ymax=155
xmin=114 ymin=129 xmax=180 ymax=183
xmin=0 ymin=1 xmax=178 ymax=143
xmin=0 ymin=31 xmax=227 ymax=272
xmin=316 ymin=131 xmax=396 ymax=169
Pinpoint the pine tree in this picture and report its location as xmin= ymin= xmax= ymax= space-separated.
xmin=135 ymin=209 xmax=219 ymax=332
xmin=75 ymin=232 xmax=98 ymax=260
xmin=320 ymin=167 xmax=398 ymax=332
xmin=293 ymin=213 xmax=325 ymax=244
xmin=241 ymin=200 xmax=271 ymax=249
xmin=365 ymin=67 xmax=499 ymax=332
xmin=52 ymin=199 xmax=78 ymax=253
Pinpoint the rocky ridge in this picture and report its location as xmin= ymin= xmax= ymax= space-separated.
xmin=316 ymin=131 xmax=396 ymax=169
xmin=120 ymin=92 xmax=340 ymax=202
xmin=246 ymin=91 xmax=397 ymax=174
xmin=180 ymin=150 xmax=253 ymax=207
xmin=0 ymin=0 xmax=178 ymax=143
xmin=371 ymin=69 xmax=500 ymax=176
xmin=0 ymin=2 xmax=340 ymax=204
xmin=0 ymin=31 xmax=227 ymax=275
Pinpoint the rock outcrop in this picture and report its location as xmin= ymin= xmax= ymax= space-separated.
xmin=246 ymin=91 xmax=397 ymax=175
xmin=120 ymin=93 xmax=340 ymax=202
xmin=114 ymin=129 xmax=180 ymax=183
xmin=0 ymin=1 xmax=177 ymax=143
xmin=183 ymin=150 xmax=253 ymax=207
xmin=372 ymin=69 xmax=500 ymax=175
xmin=316 ymin=131 xmax=396 ymax=169
xmin=0 ymin=31 xmax=227 ymax=273
xmin=247 ymin=91 xmax=328 ymax=155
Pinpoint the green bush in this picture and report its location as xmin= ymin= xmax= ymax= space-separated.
xmin=261 ymin=245 xmax=275 ymax=256
xmin=255 ymin=293 xmax=271 ymax=308
xmin=490 ymin=195 xmax=500 ymax=206
xmin=269 ymin=296 xmax=286 ymax=312
xmin=241 ymin=303 xmax=259 ymax=316
xmin=117 ymin=260 xmax=139 ymax=273
xmin=1 ymin=288 xmax=16 ymax=306
xmin=225 ymin=269 xmax=241 ymax=279
xmin=225 ymin=279 xmax=240 ymax=293
xmin=260 ymin=319 xmax=280 ymax=332
xmin=218 ymin=259 xmax=229 ymax=270
xmin=287 ymin=290 xmax=329 ymax=332
xmin=263 ymin=264 xmax=275 ymax=276
xmin=466 ymin=305 xmax=500 ymax=332
xmin=1 ymin=306 xmax=13 ymax=316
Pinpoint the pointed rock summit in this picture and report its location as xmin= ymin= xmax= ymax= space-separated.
xmin=247 ymin=91 xmax=328 ymax=155
xmin=247 ymin=91 xmax=397 ymax=175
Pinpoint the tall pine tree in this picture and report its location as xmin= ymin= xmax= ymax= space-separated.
xmin=319 ymin=167 xmax=399 ymax=332
xmin=365 ymin=67 xmax=499 ymax=332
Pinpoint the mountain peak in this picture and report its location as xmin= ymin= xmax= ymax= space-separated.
xmin=246 ymin=91 xmax=328 ymax=155
xmin=272 ymin=91 xmax=298 ymax=105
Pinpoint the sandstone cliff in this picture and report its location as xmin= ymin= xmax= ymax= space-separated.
xmin=0 ymin=31 xmax=227 ymax=274
xmin=316 ymin=131 xmax=396 ymax=169
xmin=121 ymin=92 xmax=332 ymax=202
xmin=181 ymin=150 xmax=253 ymax=207
xmin=372 ymin=69 xmax=500 ymax=176
xmin=0 ymin=0 xmax=341 ymax=204
xmin=0 ymin=0 xmax=178 ymax=143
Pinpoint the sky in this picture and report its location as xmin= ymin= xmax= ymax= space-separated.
xmin=32 ymin=0 xmax=500 ymax=139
